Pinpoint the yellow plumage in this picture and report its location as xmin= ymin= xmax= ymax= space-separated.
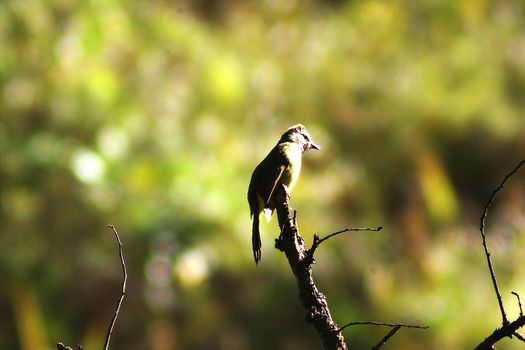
xmin=247 ymin=124 xmax=320 ymax=264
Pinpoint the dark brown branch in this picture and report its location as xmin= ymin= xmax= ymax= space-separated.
xmin=338 ymin=321 xmax=428 ymax=350
xmin=479 ymin=159 xmax=525 ymax=326
xmin=56 ymin=226 xmax=127 ymax=350
xmin=474 ymin=315 xmax=525 ymax=350
xmin=317 ymin=227 xmax=383 ymax=246
xmin=371 ymin=325 xmax=401 ymax=350
xmin=512 ymin=291 xmax=524 ymax=317
xmin=104 ymin=225 xmax=127 ymax=350
xmin=474 ymin=159 xmax=525 ymax=350
xmin=306 ymin=226 xmax=382 ymax=264
xmin=338 ymin=321 xmax=429 ymax=332
xmin=273 ymin=185 xmax=347 ymax=350
xmin=514 ymin=332 xmax=525 ymax=342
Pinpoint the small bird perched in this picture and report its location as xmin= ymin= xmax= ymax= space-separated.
xmin=247 ymin=124 xmax=320 ymax=264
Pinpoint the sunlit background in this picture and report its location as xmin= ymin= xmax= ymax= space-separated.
xmin=1 ymin=1 xmax=525 ymax=349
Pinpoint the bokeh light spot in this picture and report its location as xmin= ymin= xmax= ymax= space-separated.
xmin=174 ymin=249 xmax=209 ymax=288
xmin=70 ymin=149 xmax=105 ymax=184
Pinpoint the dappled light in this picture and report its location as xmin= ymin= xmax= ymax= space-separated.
xmin=1 ymin=1 xmax=524 ymax=349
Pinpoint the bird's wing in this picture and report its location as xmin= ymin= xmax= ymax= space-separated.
xmin=266 ymin=164 xmax=285 ymax=206
xmin=250 ymin=144 xmax=290 ymax=211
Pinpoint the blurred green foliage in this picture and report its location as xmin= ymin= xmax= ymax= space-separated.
xmin=1 ymin=0 xmax=525 ymax=349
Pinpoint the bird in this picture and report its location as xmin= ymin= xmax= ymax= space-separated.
xmin=247 ymin=124 xmax=320 ymax=264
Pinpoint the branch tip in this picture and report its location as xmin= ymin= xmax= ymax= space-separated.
xmin=474 ymin=159 xmax=525 ymax=350
xmin=512 ymin=291 xmax=524 ymax=317
xmin=307 ymin=226 xmax=383 ymax=259
xmin=103 ymin=225 xmax=127 ymax=350
xmin=337 ymin=321 xmax=429 ymax=333
xmin=479 ymin=159 xmax=525 ymax=327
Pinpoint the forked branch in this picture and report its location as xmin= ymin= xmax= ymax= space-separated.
xmin=474 ymin=159 xmax=525 ymax=349
xmin=306 ymin=226 xmax=383 ymax=265
xmin=274 ymin=185 xmax=427 ymax=349
xmin=338 ymin=321 xmax=428 ymax=350
xmin=274 ymin=186 xmax=347 ymax=349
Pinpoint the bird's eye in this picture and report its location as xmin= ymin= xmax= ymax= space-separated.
xmin=301 ymin=133 xmax=310 ymax=142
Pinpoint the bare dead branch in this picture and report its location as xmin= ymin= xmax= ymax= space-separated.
xmin=306 ymin=226 xmax=383 ymax=263
xmin=273 ymin=185 xmax=347 ymax=349
xmin=338 ymin=321 xmax=429 ymax=333
xmin=371 ymin=325 xmax=401 ymax=350
xmin=474 ymin=159 xmax=525 ymax=350
xmin=104 ymin=225 xmax=127 ymax=350
xmin=274 ymin=183 xmax=424 ymax=349
xmin=56 ymin=225 xmax=127 ymax=350
xmin=514 ymin=332 xmax=525 ymax=342
xmin=338 ymin=321 xmax=428 ymax=350
xmin=317 ymin=226 xmax=383 ymax=246
xmin=512 ymin=291 xmax=524 ymax=317
xmin=479 ymin=159 xmax=525 ymax=326
xmin=474 ymin=315 xmax=525 ymax=350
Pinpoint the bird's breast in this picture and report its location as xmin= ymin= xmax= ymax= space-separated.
xmin=284 ymin=143 xmax=302 ymax=190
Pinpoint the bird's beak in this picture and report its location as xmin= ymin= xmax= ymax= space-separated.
xmin=309 ymin=142 xmax=321 ymax=151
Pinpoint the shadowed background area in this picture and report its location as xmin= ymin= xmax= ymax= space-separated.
xmin=1 ymin=1 xmax=525 ymax=349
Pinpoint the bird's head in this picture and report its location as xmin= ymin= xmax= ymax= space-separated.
xmin=279 ymin=124 xmax=321 ymax=152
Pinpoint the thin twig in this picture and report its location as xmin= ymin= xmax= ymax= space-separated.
xmin=338 ymin=320 xmax=429 ymax=333
xmin=104 ymin=225 xmax=127 ymax=350
xmin=512 ymin=291 xmax=524 ymax=317
xmin=479 ymin=159 xmax=525 ymax=326
xmin=514 ymin=332 xmax=525 ymax=342
xmin=339 ymin=321 xmax=428 ymax=350
xmin=371 ymin=325 xmax=401 ymax=350
xmin=316 ymin=226 xmax=383 ymax=247
xmin=306 ymin=226 xmax=383 ymax=263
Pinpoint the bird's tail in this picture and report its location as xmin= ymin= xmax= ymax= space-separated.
xmin=252 ymin=214 xmax=261 ymax=264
